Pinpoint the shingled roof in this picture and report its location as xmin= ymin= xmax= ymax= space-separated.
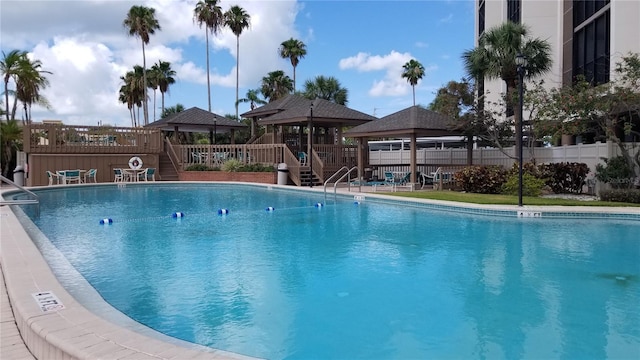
xmin=242 ymin=94 xmax=376 ymax=127
xmin=240 ymin=94 xmax=309 ymax=119
xmin=345 ymin=106 xmax=460 ymax=138
xmin=145 ymin=107 xmax=246 ymax=132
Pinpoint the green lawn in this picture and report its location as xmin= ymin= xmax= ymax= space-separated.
xmin=380 ymin=191 xmax=640 ymax=207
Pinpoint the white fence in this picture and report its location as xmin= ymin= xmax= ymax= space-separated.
xmin=369 ymin=141 xmax=639 ymax=174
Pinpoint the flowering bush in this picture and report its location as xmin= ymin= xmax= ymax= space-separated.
xmin=454 ymin=166 xmax=508 ymax=194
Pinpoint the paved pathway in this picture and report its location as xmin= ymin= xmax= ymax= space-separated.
xmin=1 ymin=265 xmax=36 ymax=360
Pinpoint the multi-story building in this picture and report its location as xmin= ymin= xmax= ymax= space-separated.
xmin=475 ymin=0 xmax=640 ymax=117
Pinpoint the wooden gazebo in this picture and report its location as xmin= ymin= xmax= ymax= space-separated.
xmin=146 ymin=107 xmax=246 ymax=144
xmin=345 ymin=106 xmax=461 ymax=187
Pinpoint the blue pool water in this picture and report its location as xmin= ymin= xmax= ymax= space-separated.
xmin=18 ymin=184 xmax=640 ymax=359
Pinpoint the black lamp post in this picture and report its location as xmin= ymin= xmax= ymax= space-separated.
xmin=213 ymin=116 xmax=217 ymax=145
xmin=308 ymin=102 xmax=314 ymax=187
xmin=516 ymin=53 xmax=527 ymax=207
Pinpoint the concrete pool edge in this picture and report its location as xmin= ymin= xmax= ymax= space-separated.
xmin=0 ymin=202 xmax=258 ymax=360
xmin=2 ymin=182 xmax=639 ymax=359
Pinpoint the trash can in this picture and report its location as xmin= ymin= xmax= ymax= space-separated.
xmin=13 ymin=165 xmax=25 ymax=186
xmin=277 ymin=163 xmax=289 ymax=185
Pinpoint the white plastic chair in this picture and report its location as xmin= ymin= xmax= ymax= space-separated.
xmin=138 ymin=168 xmax=156 ymax=182
xmin=113 ymin=168 xmax=124 ymax=182
xmin=84 ymin=169 xmax=97 ymax=183
xmin=46 ymin=171 xmax=61 ymax=185
xmin=62 ymin=170 xmax=82 ymax=184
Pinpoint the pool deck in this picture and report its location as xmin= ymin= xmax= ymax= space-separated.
xmin=2 ymin=182 xmax=639 ymax=359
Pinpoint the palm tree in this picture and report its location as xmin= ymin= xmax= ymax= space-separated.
xmin=194 ymin=0 xmax=224 ymax=112
xmin=123 ymin=5 xmax=161 ymax=126
xmin=147 ymin=65 xmax=160 ymax=121
xmin=119 ymin=83 xmax=136 ymax=127
xmin=153 ymin=60 xmax=176 ymax=117
xmin=161 ymin=103 xmax=185 ymax=118
xmin=224 ymin=5 xmax=251 ymax=120
xmin=260 ymin=70 xmax=293 ymax=102
xmin=0 ymin=118 xmax=22 ymax=177
xmin=1 ymin=50 xmax=27 ymax=120
xmin=237 ymin=88 xmax=267 ymax=111
xmin=15 ymin=56 xmax=52 ymax=123
xmin=237 ymin=88 xmax=267 ymax=138
xmin=119 ymin=66 xmax=145 ymax=127
xmin=401 ymin=59 xmax=425 ymax=106
xmin=462 ymin=21 xmax=552 ymax=161
xmin=278 ymin=38 xmax=307 ymax=90
xmin=302 ymin=75 xmax=348 ymax=105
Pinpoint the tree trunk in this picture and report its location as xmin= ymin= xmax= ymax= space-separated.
xmin=206 ymin=30 xmax=211 ymax=112
xmin=4 ymin=79 xmax=9 ymax=121
xmin=142 ymin=42 xmax=148 ymax=126
xmin=235 ymin=35 xmax=240 ymax=120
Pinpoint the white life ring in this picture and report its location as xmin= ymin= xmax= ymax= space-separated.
xmin=128 ymin=156 xmax=143 ymax=170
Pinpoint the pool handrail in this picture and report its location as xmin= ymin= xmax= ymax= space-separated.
xmin=0 ymin=174 xmax=40 ymax=217
xmin=323 ymin=166 xmax=360 ymax=203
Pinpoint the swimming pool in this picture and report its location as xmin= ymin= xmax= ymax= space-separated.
xmin=15 ymin=184 xmax=640 ymax=359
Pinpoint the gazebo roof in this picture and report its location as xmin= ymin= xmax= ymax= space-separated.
xmin=145 ymin=107 xmax=246 ymax=132
xmin=240 ymin=94 xmax=309 ymax=119
xmin=243 ymin=94 xmax=377 ymax=128
xmin=344 ymin=106 xmax=461 ymax=138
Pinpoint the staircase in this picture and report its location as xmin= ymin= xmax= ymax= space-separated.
xmin=158 ymin=152 xmax=179 ymax=181
xmin=299 ymin=166 xmax=321 ymax=186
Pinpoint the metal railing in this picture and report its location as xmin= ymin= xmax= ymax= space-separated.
xmin=323 ymin=166 xmax=359 ymax=203
xmin=0 ymin=175 xmax=40 ymax=217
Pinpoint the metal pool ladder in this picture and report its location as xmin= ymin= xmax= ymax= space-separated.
xmin=323 ymin=166 xmax=360 ymax=203
xmin=0 ymin=175 xmax=40 ymax=217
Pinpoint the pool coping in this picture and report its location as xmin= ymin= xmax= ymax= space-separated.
xmin=2 ymin=182 xmax=639 ymax=360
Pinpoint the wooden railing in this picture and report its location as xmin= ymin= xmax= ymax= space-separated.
xmin=250 ymin=133 xmax=275 ymax=145
xmin=178 ymin=144 xmax=287 ymax=170
xmin=24 ymin=124 xmax=163 ymax=154
xmin=164 ymin=137 xmax=181 ymax=172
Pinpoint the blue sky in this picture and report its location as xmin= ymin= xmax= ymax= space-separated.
xmin=1 ymin=0 xmax=475 ymax=127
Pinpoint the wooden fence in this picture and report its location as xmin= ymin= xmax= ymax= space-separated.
xmin=24 ymin=124 xmax=163 ymax=154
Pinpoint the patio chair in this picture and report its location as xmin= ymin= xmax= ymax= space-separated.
xmin=138 ymin=168 xmax=156 ymax=182
xmin=63 ymin=170 xmax=82 ymax=184
xmin=84 ymin=168 xmax=97 ymax=183
xmin=46 ymin=170 xmax=61 ymax=185
xmin=298 ymin=152 xmax=308 ymax=166
xmin=113 ymin=168 xmax=124 ymax=182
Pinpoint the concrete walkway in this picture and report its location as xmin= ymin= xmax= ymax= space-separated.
xmin=1 ymin=266 xmax=36 ymax=360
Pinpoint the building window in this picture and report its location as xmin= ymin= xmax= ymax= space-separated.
xmin=478 ymin=0 xmax=485 ymax=35
xmin=507 ymin=0 xmax=521 ymax=24
xmin=574 ymin=0 xmax=609 ymax=25
xmin=573 ymin=9 xmax=610 ymax=84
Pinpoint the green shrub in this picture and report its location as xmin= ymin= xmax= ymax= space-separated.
xmin=454 ymin=165 xmax=508 ymax=194
xmin=185 ymin=164 xmax=211 ymax=171
xmin=599 ymin=189 xmax=640 ymax=203
xmin=221 ymin=159 xmax=243 ymax=172
xmin=241 ymin=163 xmax=275 ymax=172
xmin=220 ymin=159 xmax=274 ymax=172
xmin=501 ymin=173 xmax=547 ymax=197
xmin=538 ymin=162 xmax=590 ymax=194
xmin=595 ymin=156 xmax=635 ymax=189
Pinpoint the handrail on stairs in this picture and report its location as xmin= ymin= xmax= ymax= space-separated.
xmin=323 ymin=166 xmax=360 ymax=203
xmin=1 ymin=174 xmax=40 ymax=217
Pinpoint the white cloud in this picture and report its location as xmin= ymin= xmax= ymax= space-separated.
xmin=439 ymin=13 xmax=454 ymax=24
xmin=415 ymin=41 xmax=429 ymax=48
xmin=340 ymin=51 xmax=430 ymax=97
xmin=2 ymin=0 xmax=301 ymax=126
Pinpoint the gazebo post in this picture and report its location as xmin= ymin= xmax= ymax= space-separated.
xmin=357 ymin=138 xmax=365 ymax=181
xmin=410 ymin=134 xmax=417 ymax=190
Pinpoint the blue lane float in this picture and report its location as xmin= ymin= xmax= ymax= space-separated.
xmin=99 ymin=218 xmax=113 ymax=225
xmin=354 ymin=201 xmax=361 ymax=205
xmin=314 ymin=202 xmax=324 ymax=208
xmin=218 ymin=209 xmax=229 ymax=215
xmin=172 ymin=212 xmax=185 ymax=218
xmin=265 ymin=207 xmax=275 ymax=212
